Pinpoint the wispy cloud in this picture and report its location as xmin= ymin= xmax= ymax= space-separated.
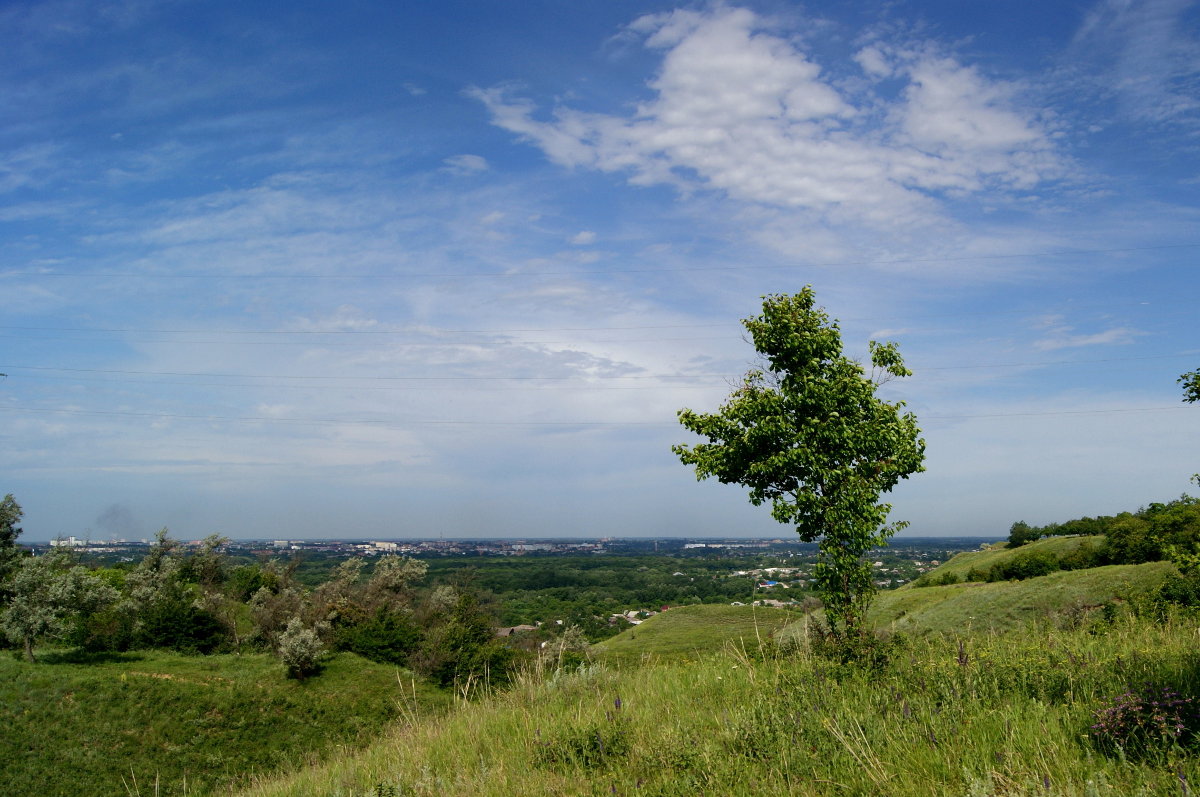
xmin=1071 ymin=0 xmax=1200 ymax=126
xmin=473 ymin=7 xmax=1067 ymax=231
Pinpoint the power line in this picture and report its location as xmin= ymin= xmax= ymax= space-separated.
xmin=4 ymin=242 xmax=1199 ymax=281
xmin=0 ymin=364 xmax=725 ymax=381
xmin=0 ymin=403 xmax=1192 ymax=429
xmin=0 ymin=350 xmax=1193 ymax=385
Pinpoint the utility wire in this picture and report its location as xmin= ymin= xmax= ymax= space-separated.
xmin=0 ymin=403 xmax=1193 ymax=428
xmin=0 ymin=351 xmax=1194 ymax=385
xmin=4 ymin=242 xmax=1199 ymax=281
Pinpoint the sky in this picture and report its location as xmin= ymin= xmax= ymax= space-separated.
xmin=2 ymin=0 xmax=1198 ymax=542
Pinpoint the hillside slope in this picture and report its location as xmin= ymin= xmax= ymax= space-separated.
xmin=237 ymin=613 xmax=1200 ymax=797
xmin=0 ymin=650 xmax=449 ymax=796
xmin=596 ymin=603 xmax=798 ymax=665
xmin=870 ymin=561 xmax=1175 ymax=634
xmin=918 ymin=535 xmax=1104 ymax=582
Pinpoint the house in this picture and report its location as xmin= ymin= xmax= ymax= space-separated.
xmin=495 ymin=624 xmax=538 ymax=637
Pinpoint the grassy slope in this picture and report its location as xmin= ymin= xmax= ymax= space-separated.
xmin=0 ymin=650 xmax=450 ymax=797
xmin=922 ymin=535 xmax=1105 ymax=581
xmin=870 ymin=561 xmax=1176 ymax=635
xmin=595 ymin=604 xmax=799 ymax=665
xmin=237 ymin=613 xmax=1200 ymax=797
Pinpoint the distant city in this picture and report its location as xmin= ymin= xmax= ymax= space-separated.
xmin=38 ymin=535 xmax=995 ymax=559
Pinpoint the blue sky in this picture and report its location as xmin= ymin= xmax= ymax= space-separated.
xmin=2 ymin=0 xmax=1198 ymax=542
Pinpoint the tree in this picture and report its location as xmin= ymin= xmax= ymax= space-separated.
xmin=1180 ymin=368 xmax=1200 ymax=404
xmin=0 ymin=494 xmax=27 ymax=597
xmin=673 ymin=289 xmax=925 ymax=641
xmin=1006 ymin=520 xmax=1039 ymax=548
xmin=2 ymin=549 xmax=117 ymax=661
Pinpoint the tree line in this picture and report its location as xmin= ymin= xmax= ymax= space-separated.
xmin=0 ymin=500 xmax=518 ymax=686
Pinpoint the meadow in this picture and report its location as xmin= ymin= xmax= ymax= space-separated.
xmin=237 ymin=608 xmax=1200 ymax=796
xmin=0 ymin=650 xmax=449 ymax=796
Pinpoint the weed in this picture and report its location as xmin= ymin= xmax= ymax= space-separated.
xmin=1089 ymin=684 xmax=1200 ymax=760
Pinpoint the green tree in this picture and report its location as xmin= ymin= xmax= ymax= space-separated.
xmin=1180 ymin=368 xmax=1199 ymax=403
xmin=673 ymin=289 xmax=925 ymax=641
xmin=1006 ymin=520 xmax=1039 ymax=548
xmin=0 ymin=494 xmax=27 ymax=597
xmin=2 ymin=550 xmax=118 ymax=661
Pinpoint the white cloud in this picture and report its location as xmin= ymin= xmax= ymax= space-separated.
xmin=473 ymin=6 xmax=1065 ymax=230
xmin=443 ymin=154 xmax=489 ymax=175
xmin=1034 ymin=326 xmax=1144 ymax=351
xmin=569 ymin=230 xmax=596 ymax=245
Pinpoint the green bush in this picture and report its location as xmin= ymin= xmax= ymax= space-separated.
xmin=335 ymin=608 xmax=423 ymax=665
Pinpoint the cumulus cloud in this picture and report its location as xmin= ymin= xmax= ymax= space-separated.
xmin=472 ymin=6 xmax=1065 ymax=229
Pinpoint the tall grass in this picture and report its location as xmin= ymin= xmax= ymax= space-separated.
xmin=238 ymin=609 xmax=1200 ymax=796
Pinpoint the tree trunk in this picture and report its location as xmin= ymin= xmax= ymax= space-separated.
xmin=23 ymin=635 xmax=35 ymax=663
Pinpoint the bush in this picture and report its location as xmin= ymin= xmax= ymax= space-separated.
xmin=134 ymin=597 xmax=227 ymax=654
xmin=1058 ymin=542 xmax=1103 ymax=571
xmin=335 ymin=608 xmax=423 ymax=665
xmin=989 ymin=550 xmax=1060 ymax=582
xmin=278 ymin=617 xmax=325 ymax=680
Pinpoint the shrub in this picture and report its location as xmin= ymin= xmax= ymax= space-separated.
xmin=1089 ymin=685 xmax=1200 ymax=760
xmin=989 ymin=550 xmax=1060 ymax=581
xmin=278 ymin=617 xmax=325 ymax=680
xmin=335 ymin=608 xmax=423 ymax=665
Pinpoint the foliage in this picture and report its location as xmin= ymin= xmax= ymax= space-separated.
xmin=278 ymin=616 xmax=326 ymax=680
xmin=674 ymin=289 xmax=924 ymax=641
xmin=413 ymin=589 xmax=521 ymax=689
xmin=0 ymin=493 xmax=25 ymax=590
xmin=1 ymin=549 xmax=118 ymax=661
xmin=1180 ymin=367 xmax=1200 ymax=403
xmin=1090 ymin=685 xmax=1200 ymax=760
xmin=540 ymin=623 xmax=592 ymax=671
xmin=1005 ymin=520 xmax=1039 ymax=547
xmin=335 ymin=607 xmax=423 ymax=665
xmin=118 ymin=528 xmax=229 ymax=653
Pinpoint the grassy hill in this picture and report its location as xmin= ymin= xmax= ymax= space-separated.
xmin=917 ymin=534 xmax=1104 ymax=582
xmin=869 ymin=561 xmax=1176 ymax=635
xmin=595 ymin=604 xmax=799 ymax=665
xmin=0 ymin=649 xmax=450 ymax=797
xmin=236 ymin=610 xmax=1200 ymax=797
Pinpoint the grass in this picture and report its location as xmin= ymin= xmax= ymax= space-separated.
xmin=0 ymin=649 xmax=451 ymax=796
xmin=235 ymin=609 xmax=1200 ymax=796
xmin=920 ymin=535 xmax=1106 ymax=582
xmin=594 ymin=603 xmax=800 ymax=666
xmin=869 ymin=561 xmax=1176 ymax=635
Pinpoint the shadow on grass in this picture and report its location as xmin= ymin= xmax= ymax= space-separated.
xmin=38 ymin=649 xmax=147 ymax=665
